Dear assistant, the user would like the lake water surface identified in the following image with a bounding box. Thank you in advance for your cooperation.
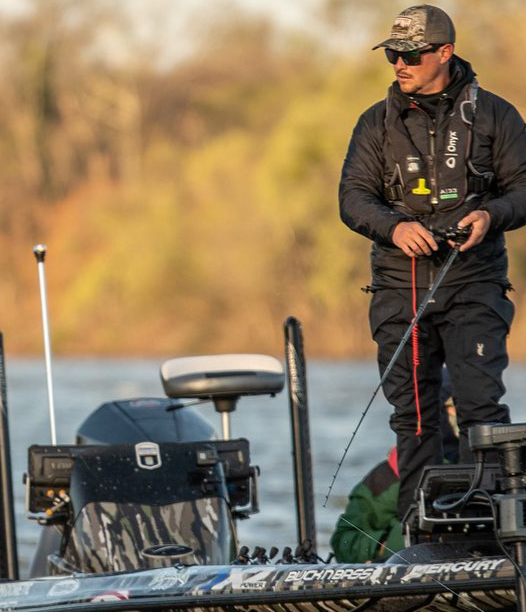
[5,357,526,576]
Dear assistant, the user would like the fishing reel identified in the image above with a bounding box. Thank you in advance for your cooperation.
[433,224,472,244]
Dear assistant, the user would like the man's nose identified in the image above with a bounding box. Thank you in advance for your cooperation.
[395,56,406,70]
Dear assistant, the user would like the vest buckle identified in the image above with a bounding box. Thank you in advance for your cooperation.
[385,184,404,202]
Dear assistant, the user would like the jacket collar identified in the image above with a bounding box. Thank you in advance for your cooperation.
[390,55,476,110]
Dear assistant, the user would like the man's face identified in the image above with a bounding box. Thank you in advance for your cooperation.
[392,44,453,95]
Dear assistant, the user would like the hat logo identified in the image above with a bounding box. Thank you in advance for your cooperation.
[391,17,412,39]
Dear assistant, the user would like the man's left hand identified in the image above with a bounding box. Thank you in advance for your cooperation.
[452,210,491,252]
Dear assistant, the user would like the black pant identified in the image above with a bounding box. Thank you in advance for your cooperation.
[369,281,514,520]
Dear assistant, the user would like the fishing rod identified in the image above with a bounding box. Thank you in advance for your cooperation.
[323,225,471,507]
[33,244,57,445]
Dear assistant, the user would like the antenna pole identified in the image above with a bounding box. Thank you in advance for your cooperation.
[33,245,57,445]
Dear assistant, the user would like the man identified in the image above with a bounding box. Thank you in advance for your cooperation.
[331,445,403,563]
[331,378,457,563]
[339,5,526,521]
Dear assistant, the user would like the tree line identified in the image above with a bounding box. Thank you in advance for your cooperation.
[1,0,526,358]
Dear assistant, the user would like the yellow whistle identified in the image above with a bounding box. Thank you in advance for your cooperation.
[412,178,431,195]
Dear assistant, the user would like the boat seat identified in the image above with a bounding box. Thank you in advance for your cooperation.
[160,354,284,400]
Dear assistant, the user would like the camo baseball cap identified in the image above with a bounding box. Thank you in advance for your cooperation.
[373,4,455,52]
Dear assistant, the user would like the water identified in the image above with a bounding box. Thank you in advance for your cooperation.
[5,357,526,576]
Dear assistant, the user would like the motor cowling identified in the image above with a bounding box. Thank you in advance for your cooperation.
[75,397,215,445]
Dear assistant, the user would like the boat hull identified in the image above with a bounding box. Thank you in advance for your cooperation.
[1,557,517,612]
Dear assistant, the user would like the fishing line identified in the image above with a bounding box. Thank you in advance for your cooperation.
[324,242,462,507]
[338,514,493,612]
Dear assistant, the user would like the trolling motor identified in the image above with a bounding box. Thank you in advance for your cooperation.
[404,422,526,612]
[469,423,526,612]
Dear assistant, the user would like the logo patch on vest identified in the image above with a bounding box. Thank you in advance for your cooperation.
[440,188,458,200]
[445,130,458,168]
[406,155,421,173]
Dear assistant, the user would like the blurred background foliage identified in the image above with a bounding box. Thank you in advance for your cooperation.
[1,0,526,357]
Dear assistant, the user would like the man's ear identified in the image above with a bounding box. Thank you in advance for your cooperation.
[439,44,455,64]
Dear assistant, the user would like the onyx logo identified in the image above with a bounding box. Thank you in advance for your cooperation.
[445,130,458,168]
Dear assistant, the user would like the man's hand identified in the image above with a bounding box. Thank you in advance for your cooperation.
[454,210,491,252]
[392,221,438,257]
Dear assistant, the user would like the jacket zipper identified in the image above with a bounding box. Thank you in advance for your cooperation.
[427,119,438,291]
[411,101,442,291]
[428,129,439,206]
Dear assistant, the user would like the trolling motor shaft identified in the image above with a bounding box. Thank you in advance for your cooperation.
[469,423,526,612]
[33,245,57,446]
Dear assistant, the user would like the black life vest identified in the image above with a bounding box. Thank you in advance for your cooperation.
[383,79,493,214]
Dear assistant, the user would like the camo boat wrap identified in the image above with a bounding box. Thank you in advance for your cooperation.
[0,556,518,612]
[59,498,233,574]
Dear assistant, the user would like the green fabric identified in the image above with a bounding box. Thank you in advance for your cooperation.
[330,461,404,563]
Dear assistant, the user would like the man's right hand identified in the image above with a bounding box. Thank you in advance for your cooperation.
[392,221,438,258]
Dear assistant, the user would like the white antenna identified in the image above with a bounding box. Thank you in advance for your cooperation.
[33,244,57,445]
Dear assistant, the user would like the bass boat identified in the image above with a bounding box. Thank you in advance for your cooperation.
[0,246,522,611]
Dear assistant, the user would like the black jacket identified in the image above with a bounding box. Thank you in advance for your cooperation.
[339,57,526,289]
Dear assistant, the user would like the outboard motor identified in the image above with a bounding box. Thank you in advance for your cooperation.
[26,354,284,576]
[75,397,215,445]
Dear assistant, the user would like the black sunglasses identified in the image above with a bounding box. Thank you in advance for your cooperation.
[385,44,442,66]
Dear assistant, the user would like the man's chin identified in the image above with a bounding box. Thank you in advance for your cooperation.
[398,80,416,94]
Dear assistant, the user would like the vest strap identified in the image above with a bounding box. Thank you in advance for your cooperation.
[385,173,494,204]
[384,184,405,201]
